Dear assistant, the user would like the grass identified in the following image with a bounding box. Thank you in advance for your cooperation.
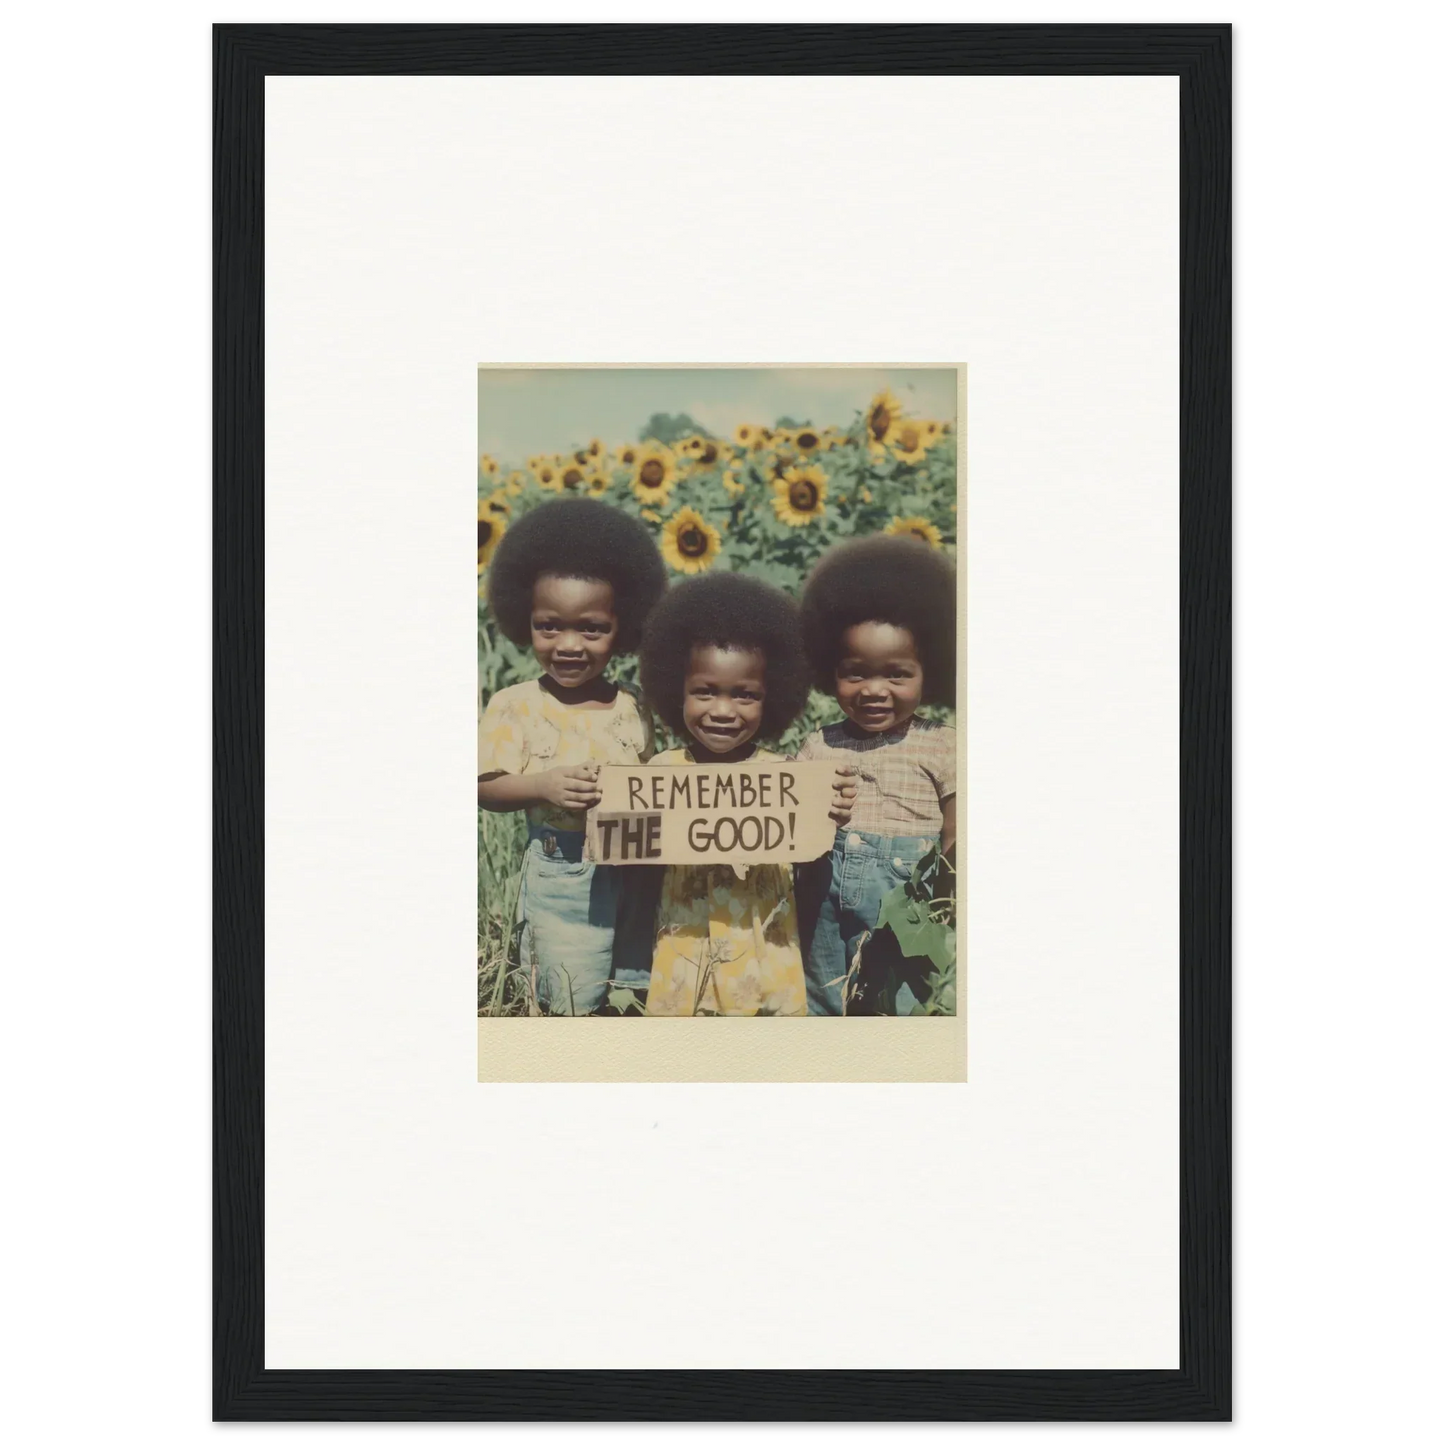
[476,808,530,1016]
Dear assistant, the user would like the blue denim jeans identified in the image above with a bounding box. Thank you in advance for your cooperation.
[797,829,937,1015]
[517,827,652,1015]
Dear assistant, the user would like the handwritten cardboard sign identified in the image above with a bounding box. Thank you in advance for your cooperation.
[584,760,837,867]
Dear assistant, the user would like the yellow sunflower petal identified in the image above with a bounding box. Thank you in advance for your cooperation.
[659,506,722,574]
[883,515,943,549]
[770,465,829,526]
[477,502,507,570]
[790,424,825,457]
[531,455,564,492]
[630,444,678,505]
[889,418,930,464]
[685,435,730,471]
[557,459,591,492]
[863,388,905,453]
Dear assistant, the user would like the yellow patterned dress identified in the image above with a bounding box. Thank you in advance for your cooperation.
[477,679,652,830]
[645,748,807,1017]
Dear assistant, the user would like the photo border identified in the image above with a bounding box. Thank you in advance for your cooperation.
[215,22,1229,1420]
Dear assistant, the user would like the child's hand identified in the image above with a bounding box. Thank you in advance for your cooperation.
[541,764,603,812]
[828,765,858,827]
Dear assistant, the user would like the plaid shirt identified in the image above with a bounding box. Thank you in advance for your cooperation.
[797,717,957,836]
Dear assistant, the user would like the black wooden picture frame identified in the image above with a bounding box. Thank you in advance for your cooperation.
[214,23,1229,1421]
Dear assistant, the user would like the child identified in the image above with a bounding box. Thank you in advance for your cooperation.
[478,498,666,1015]
[796,535,957,1015]
[637,574,855,1017]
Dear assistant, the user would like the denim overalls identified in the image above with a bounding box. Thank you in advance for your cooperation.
[797,828,937,1015]
[516,825,654,1015]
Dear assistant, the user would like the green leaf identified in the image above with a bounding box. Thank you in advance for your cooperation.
[892,913,953,967]
[609,987,642,1015]
[875,882,916,934]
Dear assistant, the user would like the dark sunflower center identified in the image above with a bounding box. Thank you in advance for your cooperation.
[868,404,890,439]
[899,425,920,450]
[789,481,819,510]
[639,459,664,487]
[699,443,719,465]
[798,431,818,449]
[562,467,585,487]
[677,525,708,557]
[477,520,493,547]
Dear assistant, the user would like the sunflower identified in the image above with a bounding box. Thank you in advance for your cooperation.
[503,471,528,496]
[688,435,731,471]
[771,465,829,526]
[791,424,825,457]
[630,444,678,505]
[889,418,930,464]
[884,515,943,549]
[863,388,905,453]
[584,437,606,461]
[721,469,747,498]
[733,422,761,449]
[678,435,704,458]
[660,507,722,574]
[640,507,662,523]
[584,468,612,497]
[613,441,641,468]
[920,419,944,447]
[479,453,501,480]
[821,426,847,450]
[859,485,873,503]
[484,488,512,516]
[530,455,564,492]
[477,498,507,571]
[557,458,591,491]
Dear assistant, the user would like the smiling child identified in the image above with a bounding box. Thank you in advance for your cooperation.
[478,499,666,1015]
[637,573,855,1017]
[796,535,957,1015]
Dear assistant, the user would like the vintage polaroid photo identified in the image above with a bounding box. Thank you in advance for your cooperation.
[477,366,964,1078]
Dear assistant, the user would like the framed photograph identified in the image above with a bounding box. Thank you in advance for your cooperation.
[216,23,1229,1421]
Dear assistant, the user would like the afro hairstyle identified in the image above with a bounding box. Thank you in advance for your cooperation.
[639,572,812,743]
[485,498,666,654]
[800,534,957,705]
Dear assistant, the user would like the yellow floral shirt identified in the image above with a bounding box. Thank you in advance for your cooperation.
[645,748,806,1017]
[477,679,652,831]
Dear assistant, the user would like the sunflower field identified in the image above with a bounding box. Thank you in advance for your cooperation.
[478,389,959,1013]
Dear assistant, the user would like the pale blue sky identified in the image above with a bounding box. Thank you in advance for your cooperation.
[477,367,958,461]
